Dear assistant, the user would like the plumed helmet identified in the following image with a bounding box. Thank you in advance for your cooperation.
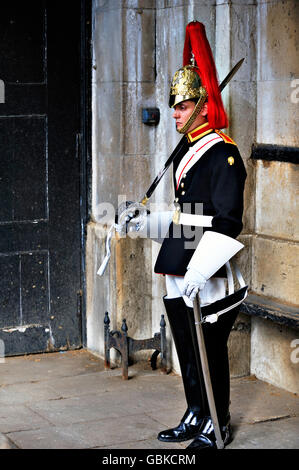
[169,21,228,132]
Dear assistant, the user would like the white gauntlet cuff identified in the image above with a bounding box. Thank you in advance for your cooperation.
[187,231,244,280]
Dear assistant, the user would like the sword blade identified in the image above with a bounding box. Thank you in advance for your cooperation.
[219,58,244,92]
[193,294,224,450]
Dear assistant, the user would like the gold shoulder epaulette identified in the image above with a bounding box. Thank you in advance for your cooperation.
[215,130,237,146]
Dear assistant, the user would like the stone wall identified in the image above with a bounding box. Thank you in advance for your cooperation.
[87,0,298,391]
[249,0,299,393]
[87,0,156,360]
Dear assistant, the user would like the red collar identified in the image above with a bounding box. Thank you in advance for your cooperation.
[186,122,213,143]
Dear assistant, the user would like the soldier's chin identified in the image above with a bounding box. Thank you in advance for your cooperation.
[176,122,187,134]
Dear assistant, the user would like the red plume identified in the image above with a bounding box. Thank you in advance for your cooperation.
[183,21,228,129]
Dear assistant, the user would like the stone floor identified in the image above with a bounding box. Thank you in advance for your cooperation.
[0,349,298,450]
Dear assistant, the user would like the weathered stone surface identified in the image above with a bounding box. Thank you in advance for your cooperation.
[257,79,299,147]
[86,223,110,357]
[255,160,299,240]
[257,0,299,81]
[230,2,257,84]
[251,316,299,394]
[92,5,123,84]
[123,8,156,83]
[123,83,156,156]
[2,351,299,449]
[252,236,299,306]
[229,312,251,378]
[0,433,15,449]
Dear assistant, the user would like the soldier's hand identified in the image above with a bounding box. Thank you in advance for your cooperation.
[182,267,206,301]
[115,201,148,235]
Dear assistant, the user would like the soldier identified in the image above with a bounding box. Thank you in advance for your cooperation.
[102,20,247,450]
[152,21,247,449]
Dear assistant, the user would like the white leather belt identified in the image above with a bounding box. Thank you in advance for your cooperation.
[178,213,213,227]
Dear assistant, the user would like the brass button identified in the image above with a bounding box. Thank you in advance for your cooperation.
[181,191,185,195]
[183,173,187,178]
[174,197,179,203]
[180,182,184,188]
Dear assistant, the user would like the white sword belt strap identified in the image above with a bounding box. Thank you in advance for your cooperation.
[177,212,213,227]
[201,261,247,324]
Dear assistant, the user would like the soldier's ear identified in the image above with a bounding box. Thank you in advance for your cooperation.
[200,102,208,117]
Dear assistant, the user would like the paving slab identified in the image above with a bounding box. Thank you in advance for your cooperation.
[0,350,105,386]
[0,350,298,450]
[7,414,169,450]
[230,375,299,426]
[228,417,299,449]
[0,433,17,449]
[0,404,51,433]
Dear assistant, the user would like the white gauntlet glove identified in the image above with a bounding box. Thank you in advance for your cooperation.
[182,267,207,301]
[115,201,148,235]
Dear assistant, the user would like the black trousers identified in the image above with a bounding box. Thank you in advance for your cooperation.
[164,296,239,425]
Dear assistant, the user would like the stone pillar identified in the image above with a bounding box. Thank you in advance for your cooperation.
[87,0,156,360]
[215,0,258,377]
[250,0,299,393]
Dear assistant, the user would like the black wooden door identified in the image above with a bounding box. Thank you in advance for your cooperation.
[0,0,84,355]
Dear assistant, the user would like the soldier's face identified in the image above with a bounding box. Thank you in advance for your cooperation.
[173,100,207,133]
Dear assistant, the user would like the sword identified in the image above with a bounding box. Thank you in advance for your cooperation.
[98,59,244,276]
[193,293,224,450]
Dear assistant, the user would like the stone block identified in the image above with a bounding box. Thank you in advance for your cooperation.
[255,160,299,240]
[123,8,156,83]
[94,2,155,84]
[94,80,123,155]
[0,404,50,433]
[251,316,299,394]
[123,82,156,156]
[242,162,256,235]
[92,6,123,83]
[229,417,299,449]
[230,2,257,84]
[157,0,215,9]
[229,80,257,234]
[0,434,15,449]
[118,154,151,202]
[113,235,152,346]
[124,0,156,8]
[86,223,111,357]
[156,3,216,83]
[86,222,153,362]
[258,0,299,81]
[252,236,299,306]
[236,233,253,290]
[229,80,256,158]
[257,80,299,146]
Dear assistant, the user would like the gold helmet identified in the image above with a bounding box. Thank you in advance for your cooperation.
[169,21,228,134]
[169,64,208,134]
[169,65,206,108]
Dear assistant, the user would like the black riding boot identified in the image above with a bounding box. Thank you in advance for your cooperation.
[157,296,207,443]
[186,305,240,449]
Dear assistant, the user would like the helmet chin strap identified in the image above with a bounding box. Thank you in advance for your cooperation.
[177,90,207,134]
